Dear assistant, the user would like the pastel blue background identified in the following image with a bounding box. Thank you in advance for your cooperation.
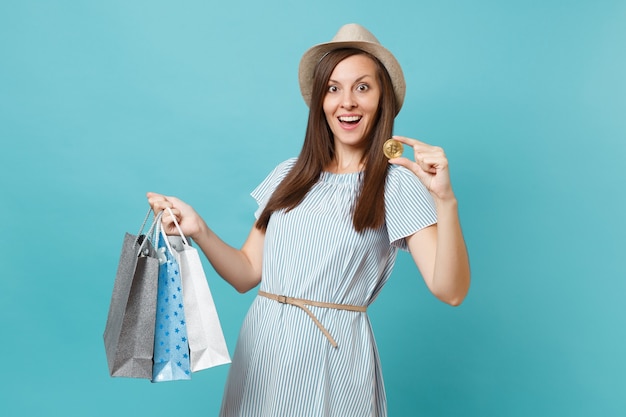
[1,1,624,416]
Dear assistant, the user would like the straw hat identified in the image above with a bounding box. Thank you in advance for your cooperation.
[298,23,406,114]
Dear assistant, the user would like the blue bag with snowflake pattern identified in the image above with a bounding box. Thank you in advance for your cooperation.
[151,228,192,382]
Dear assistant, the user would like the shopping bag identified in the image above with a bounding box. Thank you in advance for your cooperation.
[165,209,231,371]
[179,244,231,371]
[103,209,159,379]
[151,228,192,382]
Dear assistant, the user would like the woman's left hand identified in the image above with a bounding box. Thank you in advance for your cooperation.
[388,135,455,202]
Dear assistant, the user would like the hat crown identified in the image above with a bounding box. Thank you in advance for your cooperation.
[331,23,380,45]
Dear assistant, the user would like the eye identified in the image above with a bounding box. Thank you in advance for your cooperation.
[327,85,339,93]
[356,83,369,92]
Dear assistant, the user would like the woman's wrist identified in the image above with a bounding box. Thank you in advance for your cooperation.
[189,218,210,243]
[433,195,458,213]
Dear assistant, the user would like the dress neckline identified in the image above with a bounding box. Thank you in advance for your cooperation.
[319,170,363,184]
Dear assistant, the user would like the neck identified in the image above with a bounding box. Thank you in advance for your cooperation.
[327,153,365,174]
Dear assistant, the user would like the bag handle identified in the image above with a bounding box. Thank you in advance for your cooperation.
[155,207,190,257]
[138,207,189,257]
[164,207,189,247]
[136,210,163,257]
[136,208,153,238]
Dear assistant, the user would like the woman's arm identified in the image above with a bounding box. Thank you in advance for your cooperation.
[388,136,471,305]
[407,199,470,305]
[147,192,264,293]
[192,221,264,293]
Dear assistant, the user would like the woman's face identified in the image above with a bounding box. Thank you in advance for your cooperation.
[323,54,381,150]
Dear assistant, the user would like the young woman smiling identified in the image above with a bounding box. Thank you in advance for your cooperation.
[148,23,470,417]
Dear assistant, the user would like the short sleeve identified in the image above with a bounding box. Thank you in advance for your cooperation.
[251,158,297,219]
[385,164,437,251]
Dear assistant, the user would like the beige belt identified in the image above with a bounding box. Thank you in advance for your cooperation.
[258,290,367,348]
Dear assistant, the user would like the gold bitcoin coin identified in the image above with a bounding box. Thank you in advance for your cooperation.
[383,139,403,159]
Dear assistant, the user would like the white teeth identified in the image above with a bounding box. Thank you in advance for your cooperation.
[338,116,361,122]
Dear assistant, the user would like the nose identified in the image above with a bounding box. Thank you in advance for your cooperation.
[341,91,357,109]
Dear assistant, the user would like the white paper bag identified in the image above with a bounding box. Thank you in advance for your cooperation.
[179,243,231,371]
[165,209,231,371]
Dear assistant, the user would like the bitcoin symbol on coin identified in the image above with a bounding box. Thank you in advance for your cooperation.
[383,139,403,159]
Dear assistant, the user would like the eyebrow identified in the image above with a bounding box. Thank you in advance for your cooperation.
[328,74,373,84]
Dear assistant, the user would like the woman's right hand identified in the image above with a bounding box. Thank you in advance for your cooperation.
[146,192,205,239]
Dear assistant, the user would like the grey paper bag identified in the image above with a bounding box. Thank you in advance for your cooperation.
[103,211,160,378]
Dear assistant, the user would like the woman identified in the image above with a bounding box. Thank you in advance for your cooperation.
[148,23,470,417]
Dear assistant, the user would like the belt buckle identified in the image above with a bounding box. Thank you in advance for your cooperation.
[277,295,288,304]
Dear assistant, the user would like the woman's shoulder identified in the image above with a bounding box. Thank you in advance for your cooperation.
[384,163,433,202]
[275,157,298,171]
[258,157,298,184]
[252,157,297,202]
[386,163,418,185]
[265,157,297,179]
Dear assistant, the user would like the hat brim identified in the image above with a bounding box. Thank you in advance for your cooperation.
[298,40,406,115]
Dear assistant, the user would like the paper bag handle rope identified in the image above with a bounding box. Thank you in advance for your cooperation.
[136,210,163,257]
[164,207,190,247]
[136,208,152,239]
[153,207,191,257]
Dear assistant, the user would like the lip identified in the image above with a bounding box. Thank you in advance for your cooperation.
[337,114,362,130]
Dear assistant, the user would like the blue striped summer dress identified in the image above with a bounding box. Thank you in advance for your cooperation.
[219,158,437,417]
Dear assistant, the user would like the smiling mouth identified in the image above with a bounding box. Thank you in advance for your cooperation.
[338,115,362,124]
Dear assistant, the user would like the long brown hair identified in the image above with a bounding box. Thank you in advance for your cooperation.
[256,48,397,232]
